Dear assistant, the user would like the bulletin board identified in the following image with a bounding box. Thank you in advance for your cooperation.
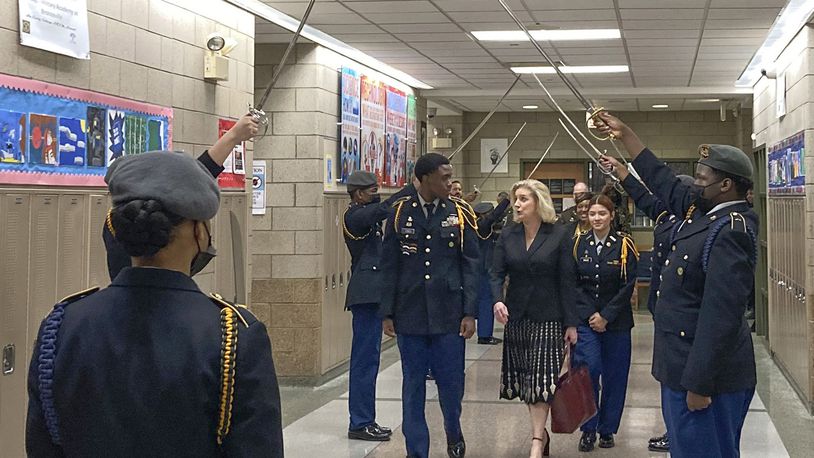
[0,73,172,187]
[768,131,805,195]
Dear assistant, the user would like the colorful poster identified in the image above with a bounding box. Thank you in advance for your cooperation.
[406,95,417,182]
[29,114,58,165]
[106,110,125,164]
[768,131,805,195]
[124,115,147,156]
[58,117,86,166]
[385,85,407,187]
[361,76,385,183]
[86,106,106,167]
[147,119,163,151]
[216,118,246,189]
[340,67,361,184]
[0,110,26,163]
[252,161,266,215]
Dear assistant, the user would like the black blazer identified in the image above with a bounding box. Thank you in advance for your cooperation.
[490,222,578,327]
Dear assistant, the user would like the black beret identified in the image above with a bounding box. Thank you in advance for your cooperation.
[105,151,220,221]
[347,171,378,189]
[474,202,494,214]
[697,144,753,179]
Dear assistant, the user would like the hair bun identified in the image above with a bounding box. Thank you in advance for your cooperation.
[110,200,182,257]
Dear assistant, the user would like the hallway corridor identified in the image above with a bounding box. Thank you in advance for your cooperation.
[281,314,800,457]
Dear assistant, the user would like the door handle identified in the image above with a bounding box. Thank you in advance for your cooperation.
[2,344,14,375]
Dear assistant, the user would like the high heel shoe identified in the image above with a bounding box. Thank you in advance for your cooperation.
[531,429,550,457]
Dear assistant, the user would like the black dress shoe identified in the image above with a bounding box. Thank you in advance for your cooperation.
[447,439,466,458]
[648,432,667,445]
[578,432,596,452]
[598,434,614,448]
[348,424,390,441]
[372,423,392,436]
[648,434,670,452]
[477,337,503,345]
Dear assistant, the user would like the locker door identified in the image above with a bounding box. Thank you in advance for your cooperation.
[232,194,248,304]
[321,199,334,372]
[215,195,235,300]
[87,195,109,288]
[336,197,351,365]
[28,195,59,360]
[0,194,31,458]
[56,195,88,299]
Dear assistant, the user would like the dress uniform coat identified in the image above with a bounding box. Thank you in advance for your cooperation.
[475,199,511,340]
[632,148,758,458]
[26,267,284,458]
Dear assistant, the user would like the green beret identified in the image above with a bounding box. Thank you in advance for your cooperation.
[347,171,378,190]
[105,151,220,221]
[697,144,753,179]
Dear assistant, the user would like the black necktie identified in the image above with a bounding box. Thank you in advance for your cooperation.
[424,202,435,220]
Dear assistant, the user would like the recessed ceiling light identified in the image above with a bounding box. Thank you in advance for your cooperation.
[522,105,539,110]
[472,29,621,42]
[511,65,629,74]
[652,104,669,109]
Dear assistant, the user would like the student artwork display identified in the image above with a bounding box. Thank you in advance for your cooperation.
[340,67,361,184]
[406,95,418,184]
[768,131,805,195]
[361,75,386,184]
[0,73,172,186]
[385,85,407,187]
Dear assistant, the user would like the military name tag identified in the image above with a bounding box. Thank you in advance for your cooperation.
[581,255,593,263]
[607,260,621,266]
[400,227,416,234]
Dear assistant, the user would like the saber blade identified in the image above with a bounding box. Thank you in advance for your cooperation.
[476,122,527,190]
[447,74,521,160]
[497,0,594,112]
[526,132,559,179]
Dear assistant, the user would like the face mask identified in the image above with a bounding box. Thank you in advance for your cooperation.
[691,180,723,213]
[191,222,217,276]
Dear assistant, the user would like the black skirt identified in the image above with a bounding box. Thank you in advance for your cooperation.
[500,319,565,405]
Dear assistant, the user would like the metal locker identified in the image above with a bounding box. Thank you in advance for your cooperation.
[0,194,32,458]
[321,197,333,372]
[328,198,340,369]
[337,197,352,365]
[56,195,88,299]
[87,195,110,288]
[27,195,59,360]
[232,194,249,304]
[214,195,236,300]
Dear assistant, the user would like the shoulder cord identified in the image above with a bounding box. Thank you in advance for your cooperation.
[106,208,116,237]
[38,304,67,445]
[392,200,406,234]
[620,236,640,282]
[702,214,757,273]
[341,207,372,241]
[216,307,239,445]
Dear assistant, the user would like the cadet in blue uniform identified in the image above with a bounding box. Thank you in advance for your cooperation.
[603,156,695,453]
[379,153,480,458]
[103,114,259,280]
[26,151,283,457]
[342,171,413,442]
[597,112,758,458]
[572,194,638,452]
[473,198,511,345]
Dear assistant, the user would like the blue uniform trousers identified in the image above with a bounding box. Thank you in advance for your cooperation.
[397,333,465,458]
[661,385,753,458]
[573,326,632,435]
[476,272,495,338]
[348,303,383,430]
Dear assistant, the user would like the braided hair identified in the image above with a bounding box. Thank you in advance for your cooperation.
[109,199,184,257]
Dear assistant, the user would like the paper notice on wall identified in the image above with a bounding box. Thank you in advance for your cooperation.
[776,71,786,118]
[252,161,266,215]
[18,0,90,59]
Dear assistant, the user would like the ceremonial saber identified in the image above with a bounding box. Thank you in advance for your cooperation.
[447,74,521,160]
[558,118,625,193]
[249,0,317,134]
[474,122,527,191]
[526,132,559,179]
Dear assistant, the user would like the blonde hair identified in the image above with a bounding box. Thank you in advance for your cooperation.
[511,179,557,224]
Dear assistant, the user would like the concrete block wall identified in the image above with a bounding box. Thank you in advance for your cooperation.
[753,24,814,412]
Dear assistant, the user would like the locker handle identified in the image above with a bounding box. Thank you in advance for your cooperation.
[332,274,336,289]
[2,344,14,376]
[339,273,344,287]
[325,276,329,291]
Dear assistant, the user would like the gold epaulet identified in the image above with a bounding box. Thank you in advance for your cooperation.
[729,211,748,231]
[58,286,100,305]
[391,195,411,207]
[209,293,249,327]
[685,204,696,220]
[654,210,669,225]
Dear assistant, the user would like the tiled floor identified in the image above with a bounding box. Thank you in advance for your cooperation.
[281,314,795,457]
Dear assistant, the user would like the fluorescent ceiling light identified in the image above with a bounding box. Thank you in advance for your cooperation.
[224,0,433,89]
[522,105,539,110]
[652,104,669,109]
[472,29,620,42]
[736,0,814,88]
[693,98,721,103]
[511,65,629,74]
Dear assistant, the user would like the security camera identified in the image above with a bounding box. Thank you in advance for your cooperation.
[761,69,777,79]
[427,107,438,119]
[206,33,237,56]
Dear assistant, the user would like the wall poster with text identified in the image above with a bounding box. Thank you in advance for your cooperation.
[217,118,247,190]
[361,75,386,184]
[385,85,407,187]
[768,131,805,195]
[340,67,361,184]
[0,73,172,186]
[406,95,417,183]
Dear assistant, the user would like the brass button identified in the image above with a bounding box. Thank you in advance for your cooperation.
[426,235,432,240]
[656,291,660,297]
[425,274,431,280]
[425,261,430,267]
[672,245,676,251]
[372,266,377,271]
[683,255,689,260]
[688,219,693,224]
[449,242,455,248]
[677,267,684,276]
[680,331,686,337]
[665,260,670,266]
[425,248,431,253]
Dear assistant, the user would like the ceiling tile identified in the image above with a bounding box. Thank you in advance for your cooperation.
[527,9,618,21]
[448,11,533,23]
[702,29,769,38]
[263,2,353,15]
[380,23,462,33]
[307,14,370,25]
[317,24,383,34]
[709,0,787,7]
[623,30,700,39]
[396,33,472,43]
[342,1,437,13]
[622,19,703,29]
[432,0,525,12]
[620,9,705,20]
[523,0,615,9]
[705,18,775,29]
[707,7,782,19]
[362,12,449,24]
[625,38,699,47]
[618,0,707,7]
[332,33,399,43]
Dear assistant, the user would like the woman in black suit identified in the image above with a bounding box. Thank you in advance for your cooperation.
[491,180,579,458]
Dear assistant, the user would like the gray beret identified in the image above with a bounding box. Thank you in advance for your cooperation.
[697,144,753,179]
[473,202,494,214]
[105,151,220,221]
[347,171,378,189]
